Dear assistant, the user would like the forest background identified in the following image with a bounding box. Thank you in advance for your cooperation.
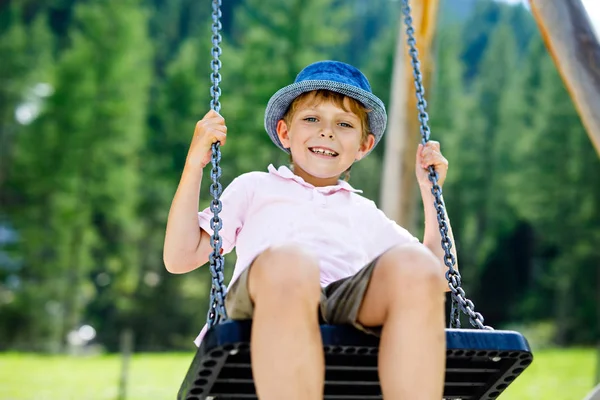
[0,0,598,369]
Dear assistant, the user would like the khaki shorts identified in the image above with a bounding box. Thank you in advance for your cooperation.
[224,257,381,336]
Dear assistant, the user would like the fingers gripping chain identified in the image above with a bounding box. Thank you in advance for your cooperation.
[207,0,228,328]
[401,0,491,330]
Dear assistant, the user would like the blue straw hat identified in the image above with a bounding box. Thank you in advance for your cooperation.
[264,60,387,154]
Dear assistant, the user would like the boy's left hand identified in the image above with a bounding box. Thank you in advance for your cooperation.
[416,141,448,188]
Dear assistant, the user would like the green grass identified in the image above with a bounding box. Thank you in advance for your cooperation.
[0,348,596,399]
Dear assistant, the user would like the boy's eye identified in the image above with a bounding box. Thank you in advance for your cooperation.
[339,122,353,128]
[304,117,318,122]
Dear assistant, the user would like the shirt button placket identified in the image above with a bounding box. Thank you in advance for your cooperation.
[313,189,327,206]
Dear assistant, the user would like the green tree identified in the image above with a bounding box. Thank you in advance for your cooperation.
[449,20,521,313]
[0,6,53,190]
[72,0,153,350]
[5,0,152,351]
[508,36,600,345]
[133,33,215,350]
[460,2,536,82]
[427,25,475,303]
[145,0,211,78]
[0,6,55,349]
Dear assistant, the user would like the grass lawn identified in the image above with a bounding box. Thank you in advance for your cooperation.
[0,348,596,399]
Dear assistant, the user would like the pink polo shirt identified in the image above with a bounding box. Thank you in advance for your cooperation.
[194,164,419,345]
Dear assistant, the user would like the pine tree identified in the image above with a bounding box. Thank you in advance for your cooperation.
[508,35,600,344]
[0,6,54,189]
[427,24,473,288]
[456,20,520,300]
[6,0,152,351]
[133,32,215,349]
[0,6,55,348]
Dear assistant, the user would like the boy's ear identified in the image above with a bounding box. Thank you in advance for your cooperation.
[355,133,376,161]
[276,119,291,149]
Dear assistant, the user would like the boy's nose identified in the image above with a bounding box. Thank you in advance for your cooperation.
[320,130,334,139]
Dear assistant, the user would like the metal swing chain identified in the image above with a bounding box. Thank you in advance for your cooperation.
[206,0,228,329]
[401,0,491,330]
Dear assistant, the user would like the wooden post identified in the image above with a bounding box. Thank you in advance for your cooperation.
[380,0,439,230]
[528,0,600,156]
[117,328,134,400]
[583,383,600,400]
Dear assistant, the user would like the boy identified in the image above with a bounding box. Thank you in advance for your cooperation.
[164,60,456,399]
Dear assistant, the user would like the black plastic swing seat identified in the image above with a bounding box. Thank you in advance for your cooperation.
[178,320,533,400]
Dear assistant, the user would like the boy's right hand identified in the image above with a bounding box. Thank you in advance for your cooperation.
[186,110,227,169]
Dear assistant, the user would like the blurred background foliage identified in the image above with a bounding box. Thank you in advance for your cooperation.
[0,0,598,359]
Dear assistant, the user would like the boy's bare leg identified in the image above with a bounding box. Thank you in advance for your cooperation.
[358,244,447,400]
[248,245,324,400]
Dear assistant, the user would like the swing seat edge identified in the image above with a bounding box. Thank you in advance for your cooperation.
[178,320,533,400]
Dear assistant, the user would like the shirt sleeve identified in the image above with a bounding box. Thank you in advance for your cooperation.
[361,200,420,261]
[374,207,420,245]
[198,174,250,255]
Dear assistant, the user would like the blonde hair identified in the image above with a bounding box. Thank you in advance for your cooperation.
[282,90,371,181]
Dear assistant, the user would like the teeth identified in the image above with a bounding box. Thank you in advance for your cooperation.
[311,148,337,156]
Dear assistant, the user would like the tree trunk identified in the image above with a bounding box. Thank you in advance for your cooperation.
[528,0,600,156]
[380,0,439,231]
[583,383,600,400]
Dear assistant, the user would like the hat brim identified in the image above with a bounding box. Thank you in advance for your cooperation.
[264,80,387,154]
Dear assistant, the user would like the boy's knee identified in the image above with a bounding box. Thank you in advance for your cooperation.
[377,244,445,291]
[249,244,321,302]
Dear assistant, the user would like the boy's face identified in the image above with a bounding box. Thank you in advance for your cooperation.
[276,96,375,185]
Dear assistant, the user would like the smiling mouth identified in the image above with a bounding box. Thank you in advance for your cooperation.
[309,147,339,157]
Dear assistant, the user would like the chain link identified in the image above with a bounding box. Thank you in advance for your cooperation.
[206,0,228,329]
[401,0,491,330]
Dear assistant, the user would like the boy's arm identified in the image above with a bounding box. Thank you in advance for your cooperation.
[163,165,213,274]
[163,110,227,274]
[421,186,457,292]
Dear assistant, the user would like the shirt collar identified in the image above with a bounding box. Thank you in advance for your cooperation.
[267,164,363,194]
